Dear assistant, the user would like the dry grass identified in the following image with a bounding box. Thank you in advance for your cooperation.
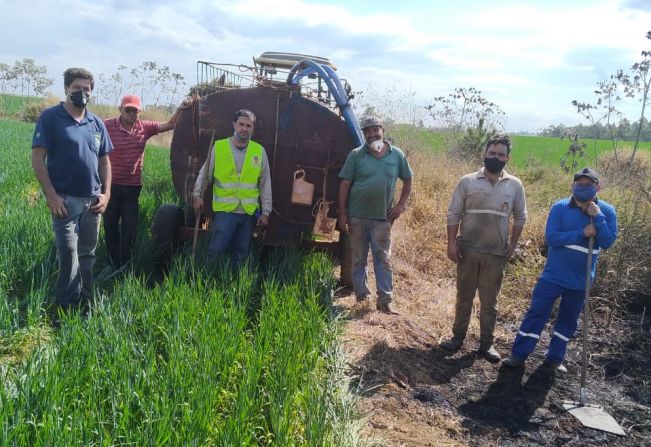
[340,126,651,446]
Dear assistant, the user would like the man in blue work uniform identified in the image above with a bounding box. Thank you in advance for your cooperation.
[32,67,113,312]
[503,168,618,373]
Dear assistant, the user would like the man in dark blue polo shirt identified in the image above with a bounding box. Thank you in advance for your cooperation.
[32,67,113,312]
[338,114,413,314]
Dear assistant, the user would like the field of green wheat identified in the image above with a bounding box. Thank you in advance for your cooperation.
[391,125,651,169]
[0,119,357,446]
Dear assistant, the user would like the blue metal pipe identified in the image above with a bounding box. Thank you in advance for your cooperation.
[287,59,363,147]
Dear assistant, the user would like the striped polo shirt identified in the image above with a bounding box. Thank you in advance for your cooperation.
[104,117,160,186]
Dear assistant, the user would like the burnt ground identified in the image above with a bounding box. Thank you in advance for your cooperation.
[335,258,651,447]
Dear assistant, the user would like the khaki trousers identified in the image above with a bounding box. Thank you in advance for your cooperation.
[452,250,506,348]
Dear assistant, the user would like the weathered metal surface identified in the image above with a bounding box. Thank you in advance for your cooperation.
[562,402,626,436]
[169,86,356,246]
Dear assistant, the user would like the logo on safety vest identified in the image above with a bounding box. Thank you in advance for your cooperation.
[252,155,261,167]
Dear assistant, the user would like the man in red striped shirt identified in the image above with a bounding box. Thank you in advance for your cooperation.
[104,94,190,267]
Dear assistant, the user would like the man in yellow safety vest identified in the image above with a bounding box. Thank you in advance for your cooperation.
[191,109,272,267]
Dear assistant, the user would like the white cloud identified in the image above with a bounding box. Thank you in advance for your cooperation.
[1,0,649,131]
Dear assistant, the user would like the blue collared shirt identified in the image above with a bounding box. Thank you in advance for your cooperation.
[542,197,618,290]
[32,103,113,197]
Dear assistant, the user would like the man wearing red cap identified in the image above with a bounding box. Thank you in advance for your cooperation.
[103,94,191,267]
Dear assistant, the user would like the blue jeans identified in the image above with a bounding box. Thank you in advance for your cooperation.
[51,195,101,308]
[349,217,393,303]
[208,212,255,268]
[511,278,585,363]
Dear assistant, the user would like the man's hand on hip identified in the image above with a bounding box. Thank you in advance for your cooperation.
[91,193,110,214]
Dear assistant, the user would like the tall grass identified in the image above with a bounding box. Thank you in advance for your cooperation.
[1,253,356,446]
[0,119,359,446]
[0,121,55,331]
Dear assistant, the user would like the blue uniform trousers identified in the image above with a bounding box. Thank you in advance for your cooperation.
[511,278,585,363]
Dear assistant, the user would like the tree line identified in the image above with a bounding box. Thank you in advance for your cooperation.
[0,58,187,116]
[539,119,651,141]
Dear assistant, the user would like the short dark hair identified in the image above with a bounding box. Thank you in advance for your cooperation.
[233,109,256,124]
[485,134,511,155]
[63,67,94,90]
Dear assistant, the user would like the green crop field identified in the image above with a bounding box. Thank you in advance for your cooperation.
[0,95,44,118]
[0,119,356,446]
[509,134,651,168]
[398,126,651,169]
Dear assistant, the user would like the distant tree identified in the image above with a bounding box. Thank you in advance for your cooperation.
[95,63,186,109]
[615,31,651,163]
[0,62,18,114]
[571,78,621,164]
[0,58,52,116]
[13,58,53,100]
[425,87,505,160]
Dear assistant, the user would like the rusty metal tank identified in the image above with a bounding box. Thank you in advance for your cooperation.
[153,53,362,267]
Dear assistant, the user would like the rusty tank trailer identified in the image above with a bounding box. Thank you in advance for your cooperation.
[152,52,362,281]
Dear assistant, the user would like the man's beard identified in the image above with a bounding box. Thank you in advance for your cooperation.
[234,131,250,142]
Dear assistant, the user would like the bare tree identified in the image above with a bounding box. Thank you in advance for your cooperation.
[13,58,52,101]
[425,87,505,160]
[615,31,651,163]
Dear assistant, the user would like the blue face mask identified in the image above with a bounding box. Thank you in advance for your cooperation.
[572,184,597,202]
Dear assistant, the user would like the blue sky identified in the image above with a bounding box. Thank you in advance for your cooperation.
[1,0,650,131]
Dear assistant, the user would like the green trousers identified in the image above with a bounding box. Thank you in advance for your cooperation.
[452,249,506,348]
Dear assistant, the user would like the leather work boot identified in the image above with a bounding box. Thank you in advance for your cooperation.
[479,345,502,363]
[355,294,370,303]
[440,337,464,352]
[543,359,568,374]
[502,355,526,368]
[376,301,399,315]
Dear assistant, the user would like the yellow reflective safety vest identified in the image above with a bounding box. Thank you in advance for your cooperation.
[212,138,263,214]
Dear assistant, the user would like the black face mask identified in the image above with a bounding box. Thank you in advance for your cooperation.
[69,90,89,108]
[484,157,506,174]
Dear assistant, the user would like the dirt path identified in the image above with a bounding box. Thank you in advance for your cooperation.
[335,257,651,447]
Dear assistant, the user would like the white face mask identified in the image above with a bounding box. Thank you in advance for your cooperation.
[371,140,383,152]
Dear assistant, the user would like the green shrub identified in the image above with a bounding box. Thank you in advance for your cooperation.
[20,102,48,123]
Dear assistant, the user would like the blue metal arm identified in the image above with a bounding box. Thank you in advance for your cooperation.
[287,59,363,147]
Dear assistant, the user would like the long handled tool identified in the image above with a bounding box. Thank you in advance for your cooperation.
[562,218,626,436]
[192,130,215,259]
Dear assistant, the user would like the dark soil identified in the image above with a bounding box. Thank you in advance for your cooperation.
[338,265,651,447]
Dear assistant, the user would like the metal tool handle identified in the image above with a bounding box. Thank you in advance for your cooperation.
[579,216,595,405]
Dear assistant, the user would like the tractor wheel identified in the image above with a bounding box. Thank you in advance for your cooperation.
[152,204,184,265]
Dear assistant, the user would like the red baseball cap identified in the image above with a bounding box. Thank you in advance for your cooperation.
[120,94,142,110]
